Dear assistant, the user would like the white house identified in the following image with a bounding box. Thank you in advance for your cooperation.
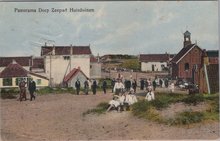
[139,54,170,72]
[0,60,49,88]
[41,45,94,86]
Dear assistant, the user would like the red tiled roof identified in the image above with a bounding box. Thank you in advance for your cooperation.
[0,61,48,80]
[0,56,31,67]
[32,57,44,69]
[41,46,92,56]
[139,54,169,62]
[171,44,202,64]
[0,61,28,78]
[63,68,88,83]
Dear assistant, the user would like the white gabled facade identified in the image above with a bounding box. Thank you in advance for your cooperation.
[44,55,90,85]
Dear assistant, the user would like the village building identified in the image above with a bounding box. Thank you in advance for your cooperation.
[0,60,49,88]
[171,31,219,94]
[171,31,204,84]
[0,45,101,88]
[41,44,101,86]
[139,54,171,72]
[63,67,88,88]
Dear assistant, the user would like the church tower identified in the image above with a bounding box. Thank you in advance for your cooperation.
[183,30,191,47]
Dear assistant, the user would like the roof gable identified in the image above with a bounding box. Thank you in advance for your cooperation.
[63,68,88,83]
[171,44,202,64]
[0,56,31,67]
[0,61,28,78]
[139,54,169,62]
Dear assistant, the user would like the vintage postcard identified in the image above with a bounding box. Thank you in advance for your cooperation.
[0,1,219,141]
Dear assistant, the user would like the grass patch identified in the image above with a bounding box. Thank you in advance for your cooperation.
[169,111,204,125]
[0,88,19,99]
[181,94,205,105]
[132,92,219,126]
[36,87,76,95]
[82,102,109,116]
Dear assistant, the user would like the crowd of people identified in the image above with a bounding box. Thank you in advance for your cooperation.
[18,74,175,110]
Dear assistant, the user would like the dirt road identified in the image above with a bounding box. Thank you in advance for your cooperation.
[0,91,219,141]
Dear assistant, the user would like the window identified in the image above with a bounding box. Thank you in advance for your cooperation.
[37,79,41,85]
[184,63,189,71]
[3,78,12,86]
[63,56,70,60]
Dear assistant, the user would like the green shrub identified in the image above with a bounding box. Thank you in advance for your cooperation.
[83,102,109,116]
[150,96,170,110]
[171,111,204,125]
[181,94,204,105]
[36,87,76,95]
[131,100,151,117]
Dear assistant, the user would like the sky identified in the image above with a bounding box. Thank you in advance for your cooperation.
[0,1,219,57]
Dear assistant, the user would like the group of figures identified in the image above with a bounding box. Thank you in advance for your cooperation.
[74,78,107,95]
[140,78,175,93]
[18,79,36,102]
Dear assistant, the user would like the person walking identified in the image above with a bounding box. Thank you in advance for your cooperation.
[28,79,36,101]
[19,80,27,101]
[92,79,97,95]
[102,79,107,94]
[75,79,81,95]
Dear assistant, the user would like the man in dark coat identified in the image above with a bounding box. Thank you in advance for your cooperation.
[102,79,107,94]
[84,79,89,95]
[140,79,144,90]
[132,79,137,93]
[111,78,116,93]
[28,80,36,101]
[92,79,97,95]
[75,79,81,95]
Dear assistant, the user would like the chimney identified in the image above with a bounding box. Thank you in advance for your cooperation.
[45,42,47,46]
[12,59,17,64]
[52,45,55,55]
[70,44,73,55]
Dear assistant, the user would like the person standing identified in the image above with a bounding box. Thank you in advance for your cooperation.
[92,79,97,95]
[19,80,27,101]
[111,78,116,93]
[28,79,36,101]
[102,79,107,94]
[147,78,152,92]
[140,79,144,90]
[75,79,81,95]
[152,79,157,91]
[84,78,89,95]
[132,79,137,93]
[113,79,125,95]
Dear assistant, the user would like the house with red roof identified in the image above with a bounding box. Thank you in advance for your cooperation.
[63,67,88,88]
[139,54,171,72]
[41,44,100,86]
[0,60,49,88]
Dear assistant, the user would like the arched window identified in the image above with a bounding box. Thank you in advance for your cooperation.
[184,63,189,71]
